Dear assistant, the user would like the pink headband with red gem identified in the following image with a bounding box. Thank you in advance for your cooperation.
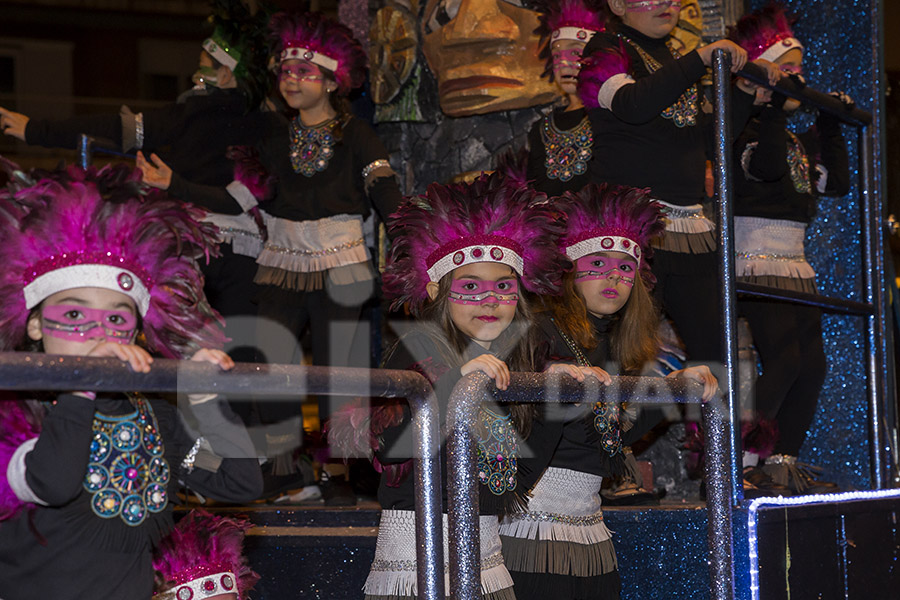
[153,565,237,600]
[280,44,339,72]
[425,235,525,283]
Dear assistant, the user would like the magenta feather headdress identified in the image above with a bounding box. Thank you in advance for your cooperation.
[576,40,631,109]
[0,158,225,358]
[153,509,259,600]
[269,11,367,94]
[728,2,802,62]
[383,170,568,315]
[0,397,42,522]
[557,183,665,287]
[534,0,606,80]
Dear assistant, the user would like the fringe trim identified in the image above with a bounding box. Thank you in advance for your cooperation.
[257,240,370,275]
[500,535,618,576]
[256,213,372,274]
[736,257,816,281]
[363,555,513,597]
[499,514,613,545]
[254,261,376,291]
[736,273,817,294]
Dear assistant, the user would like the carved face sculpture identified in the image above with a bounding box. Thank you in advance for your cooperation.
[670,0,703,55]
[370,1,420,104]
[421,0,559,116]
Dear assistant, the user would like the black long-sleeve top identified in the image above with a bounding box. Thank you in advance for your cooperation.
[526,107,594,196]
[24,88,266,189]
[733,103,850,223]
[374,329,522,515]
[0,394,262,600]
[582,24,755,206]
[168,112,402,225]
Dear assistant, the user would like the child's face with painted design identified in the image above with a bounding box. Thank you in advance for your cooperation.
[27,287,138,356]
[574,251,637,316]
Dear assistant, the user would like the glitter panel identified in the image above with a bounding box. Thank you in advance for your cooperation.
[750,0,877,491]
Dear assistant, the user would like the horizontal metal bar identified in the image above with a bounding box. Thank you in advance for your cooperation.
[0,352,425,397]
[490,372,706,404]
[735,282,874,315]
[737,62,872,126]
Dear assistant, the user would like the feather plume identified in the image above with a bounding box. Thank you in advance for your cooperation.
[153,509,259,599]
[728,2,798,60]
[0,159,225,358]
[0,397,42,521]
[576,40,631,109]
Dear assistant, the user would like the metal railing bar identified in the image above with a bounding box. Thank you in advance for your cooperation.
[735,282,875,315]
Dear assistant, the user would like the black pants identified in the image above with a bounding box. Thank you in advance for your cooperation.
[255,277,374,425]
[651,249,724,364]
[739,298,826,456]
[200,244,261,364]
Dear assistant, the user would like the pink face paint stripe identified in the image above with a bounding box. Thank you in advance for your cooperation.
[449,279,519,305]
[41,304,137,344]
[625,0,680,13]
[574,255,636,287]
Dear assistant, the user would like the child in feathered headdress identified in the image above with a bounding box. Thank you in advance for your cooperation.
[137,12,403,502]
[332,169,567,600]
[152,509,259,600]
[499,183,717,600]
[727,1,850,496]
[526,0,606,196]
[0,160,262,599]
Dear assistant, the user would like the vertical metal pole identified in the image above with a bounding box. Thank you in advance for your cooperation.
[712,48,742,504]
[411,391,446,600]
[77,134,92,169]
[710,47,737,600]
[446,374,486,599]
[860,125,887,489]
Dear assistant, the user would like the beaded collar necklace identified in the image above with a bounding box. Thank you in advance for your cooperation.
[290,116,340,177]
[541,112,594,182]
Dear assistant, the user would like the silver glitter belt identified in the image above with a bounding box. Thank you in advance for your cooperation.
[517,510,605,526]
[218,227,262,239]
[660,205,706,220]
[264,237,364,256]
[369,551,505,573]
[736,251,806,262]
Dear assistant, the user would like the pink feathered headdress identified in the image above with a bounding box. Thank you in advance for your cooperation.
[728,2,802,62]
[534,0,606,79]
[383,170,568,315]
[0,158,225,359]
[269,11,367,94]
[557,183,665,287]
[153,509,259,600]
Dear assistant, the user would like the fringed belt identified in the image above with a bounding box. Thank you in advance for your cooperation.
[653,200,716,254]
[202,212,264,258]
[734,217,816,286]
[255,213,374,291]
[364,510,513,597]
[500,467,617,577]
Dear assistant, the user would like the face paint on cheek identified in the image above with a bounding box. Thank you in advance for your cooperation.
[41,305,138,344]
[448,279,520,306]
[279,63,325,83]
[574,256,636,287]
[625,0,681,13]
[552,48,583,72]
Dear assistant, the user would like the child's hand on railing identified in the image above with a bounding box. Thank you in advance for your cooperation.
[544,363,612,386]
[461,355,510,390]
[86,342,154,373]
[665,365,718,401]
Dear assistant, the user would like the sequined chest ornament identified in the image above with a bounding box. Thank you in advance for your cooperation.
[620,34,698,128]
[84,394,169,526]
[475,406,519,496]
[290,117,339,177]
[541,114,594,182]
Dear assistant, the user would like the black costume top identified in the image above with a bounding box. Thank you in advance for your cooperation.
[169,112,402,223]
[582,24,755,206]
[733,102,849,223]
[526,107,594,196]
[0,394,262,600]
[374,329,526,516]
[25,88,265,189]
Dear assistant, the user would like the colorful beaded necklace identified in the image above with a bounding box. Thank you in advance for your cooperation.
[541,112,594,182]
[475,405,519,496]
[84,393,169,526]
[550,317,623,456]
[290,117,339,177]
[618,34,698,128]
